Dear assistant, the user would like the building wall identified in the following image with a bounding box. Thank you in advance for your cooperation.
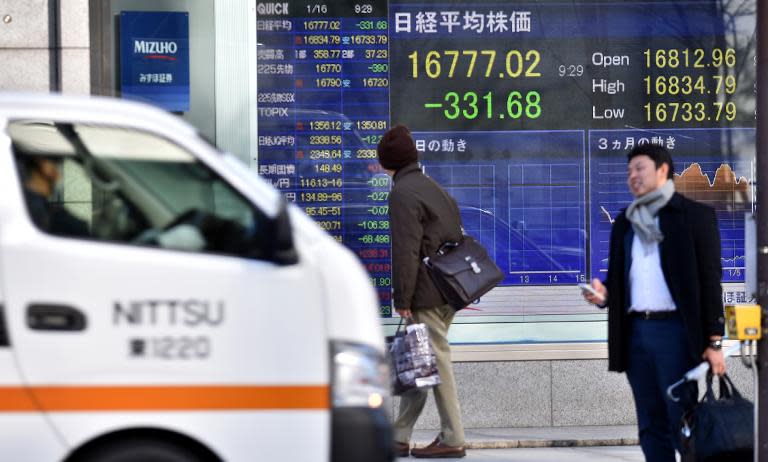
[394,356,755,430]
[0,0,89,93]
[0,0,51,91]
[59,0,90,94]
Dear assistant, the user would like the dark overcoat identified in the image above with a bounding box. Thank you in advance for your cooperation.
[605,192,725,372]
[389,163,462,310]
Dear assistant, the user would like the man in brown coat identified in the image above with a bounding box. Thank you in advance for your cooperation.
[377,125,466,459]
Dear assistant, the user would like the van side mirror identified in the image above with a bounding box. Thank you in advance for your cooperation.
[269,198,299,265]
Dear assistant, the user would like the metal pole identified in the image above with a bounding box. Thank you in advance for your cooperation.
[757,0,768,460]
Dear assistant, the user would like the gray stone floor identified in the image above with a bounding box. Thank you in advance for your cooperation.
[397,446,644,461]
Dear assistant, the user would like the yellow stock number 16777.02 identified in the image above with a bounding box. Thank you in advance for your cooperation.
[408,49,542,79]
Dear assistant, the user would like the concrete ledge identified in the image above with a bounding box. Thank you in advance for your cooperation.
[450,339,741,362]
[411,425,639,449]
[452,342,608,362]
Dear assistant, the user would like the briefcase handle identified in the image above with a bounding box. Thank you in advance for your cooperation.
[436,240,460,255]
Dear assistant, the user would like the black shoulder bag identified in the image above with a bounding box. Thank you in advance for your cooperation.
[680,373,753,462]
[423,235,504,310]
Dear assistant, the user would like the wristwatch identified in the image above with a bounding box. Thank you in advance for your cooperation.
[708,339,723,350]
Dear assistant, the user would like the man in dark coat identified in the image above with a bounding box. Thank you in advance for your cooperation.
[582,144,725,462]
[378,125,466,459]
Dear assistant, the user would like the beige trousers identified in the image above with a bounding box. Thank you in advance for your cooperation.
[393,303,465,446]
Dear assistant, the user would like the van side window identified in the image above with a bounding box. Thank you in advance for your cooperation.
[9,121,272,260]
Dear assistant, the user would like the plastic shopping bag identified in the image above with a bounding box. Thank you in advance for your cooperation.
[386,321,441,395]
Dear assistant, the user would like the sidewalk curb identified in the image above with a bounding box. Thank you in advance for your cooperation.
[411,425,640,450]
[463,438,640,449]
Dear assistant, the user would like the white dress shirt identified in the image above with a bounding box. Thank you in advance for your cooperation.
[628,226,677,313]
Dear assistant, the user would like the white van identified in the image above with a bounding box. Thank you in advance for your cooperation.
[0,93,393,462]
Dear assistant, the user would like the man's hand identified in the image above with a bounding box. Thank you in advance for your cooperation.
[703,346,726,376]
[582,278,608,306]
[396,308,412,319]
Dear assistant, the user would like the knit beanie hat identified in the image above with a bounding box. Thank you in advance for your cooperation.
[377,125,418,170]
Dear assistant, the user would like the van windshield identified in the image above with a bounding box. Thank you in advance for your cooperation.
[8,121,269,259]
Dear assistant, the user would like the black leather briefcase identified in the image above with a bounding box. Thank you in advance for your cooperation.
[423,235,504,310]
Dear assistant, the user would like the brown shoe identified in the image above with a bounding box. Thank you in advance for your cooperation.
[411,440,466,458]
[395,441,410,458]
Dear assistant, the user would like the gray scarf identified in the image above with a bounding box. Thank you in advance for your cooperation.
[625,179,675,247]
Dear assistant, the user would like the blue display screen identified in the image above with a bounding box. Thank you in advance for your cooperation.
[119,11,190,112]
[255,0,756,317]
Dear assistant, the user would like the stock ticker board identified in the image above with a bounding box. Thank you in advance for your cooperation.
[255,0,757,317]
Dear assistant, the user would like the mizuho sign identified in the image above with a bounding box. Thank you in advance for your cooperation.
[133,40,179,55]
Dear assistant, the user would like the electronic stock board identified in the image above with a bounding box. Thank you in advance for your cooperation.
[255,0,757,318]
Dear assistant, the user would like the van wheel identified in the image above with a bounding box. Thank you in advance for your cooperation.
[77,437,209,462]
